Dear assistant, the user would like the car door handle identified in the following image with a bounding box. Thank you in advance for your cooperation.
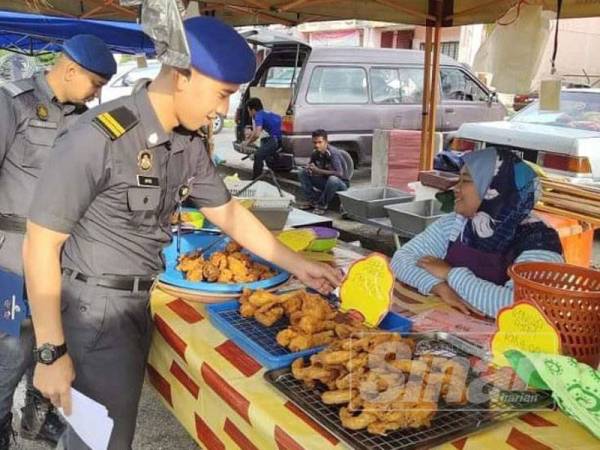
[445,108,455,113]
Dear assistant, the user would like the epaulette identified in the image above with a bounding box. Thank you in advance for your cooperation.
[92,106,139,140]
[0,79,34,98]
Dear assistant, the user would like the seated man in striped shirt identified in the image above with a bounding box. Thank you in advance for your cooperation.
[391,148,564,318]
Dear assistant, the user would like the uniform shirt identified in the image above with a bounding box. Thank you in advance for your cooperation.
[29,86,231,278]
[309,145,347,181]
[254,110,282,139]
[0,72,85,218]
[390,213,563,318]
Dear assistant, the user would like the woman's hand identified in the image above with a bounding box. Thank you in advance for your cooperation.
[417,256,452,280]
[431,282,475,316]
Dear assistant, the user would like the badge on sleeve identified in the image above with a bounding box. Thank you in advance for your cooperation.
[137,150,153,172]
[36,104,48,121]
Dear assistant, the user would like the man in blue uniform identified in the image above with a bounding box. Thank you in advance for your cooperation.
[0,35,115,449]
[23,18,341,449]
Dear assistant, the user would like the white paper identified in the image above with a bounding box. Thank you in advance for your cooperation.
[58,388,114,450]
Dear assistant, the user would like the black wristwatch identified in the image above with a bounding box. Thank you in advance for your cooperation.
[34,343,68,365]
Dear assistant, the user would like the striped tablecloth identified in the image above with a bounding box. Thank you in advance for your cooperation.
[148,245,598,450]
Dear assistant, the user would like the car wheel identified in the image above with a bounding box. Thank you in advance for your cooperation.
[212,114,224,134]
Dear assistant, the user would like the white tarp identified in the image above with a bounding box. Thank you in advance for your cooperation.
[473,4,553,94]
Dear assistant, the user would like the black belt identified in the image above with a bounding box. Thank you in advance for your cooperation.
[0,214,26,234]
[62,268,155,292]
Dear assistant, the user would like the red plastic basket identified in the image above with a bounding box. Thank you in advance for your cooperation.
[508,262,600,367]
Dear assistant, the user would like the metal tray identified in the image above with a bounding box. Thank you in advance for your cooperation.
[385,199,445,237]
[265,332,553,450]
[338,188,415,220]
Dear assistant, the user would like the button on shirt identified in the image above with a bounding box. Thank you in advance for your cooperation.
[0,72,84,217]
[254,110,282,139]
[28,86,231,277]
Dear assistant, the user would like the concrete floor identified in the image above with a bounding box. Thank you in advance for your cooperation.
[10,128,600,449]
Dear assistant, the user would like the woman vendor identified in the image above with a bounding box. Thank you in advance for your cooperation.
[391,148,563,318]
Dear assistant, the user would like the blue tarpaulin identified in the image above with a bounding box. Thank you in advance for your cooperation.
[0,11,155,55]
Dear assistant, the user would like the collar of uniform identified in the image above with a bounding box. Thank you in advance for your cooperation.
[33,71,78,115]
[33,72,56,103]
[133,85,170,148]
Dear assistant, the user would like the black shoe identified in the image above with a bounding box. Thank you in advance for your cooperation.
[20,389,65,446]
[0,413,14,450]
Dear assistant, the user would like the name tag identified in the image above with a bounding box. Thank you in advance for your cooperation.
[136,175,159,187]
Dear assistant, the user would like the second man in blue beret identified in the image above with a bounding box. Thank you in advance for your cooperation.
[0,34,115,448]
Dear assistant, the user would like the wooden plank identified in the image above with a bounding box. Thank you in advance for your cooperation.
[419,26,432,171]
[535,204,600,227]
[541,180,600,201]
[542,191,600,209]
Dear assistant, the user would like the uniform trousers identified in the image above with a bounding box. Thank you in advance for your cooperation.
[59,273,153,450]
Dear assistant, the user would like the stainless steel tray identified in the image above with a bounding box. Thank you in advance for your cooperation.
[338,188,415,220]
[265,332,553,450]
[385,199,445,237]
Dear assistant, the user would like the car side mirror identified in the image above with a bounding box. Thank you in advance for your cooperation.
[487,90,498,106]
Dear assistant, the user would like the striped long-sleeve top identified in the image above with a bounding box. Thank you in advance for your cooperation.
[390,213,563,318]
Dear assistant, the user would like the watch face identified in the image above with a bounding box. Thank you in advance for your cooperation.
[40,348,54,363]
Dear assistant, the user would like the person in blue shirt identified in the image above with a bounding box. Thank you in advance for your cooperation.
[298,129,350,215]
[391,148,564,318]
[244,97,282,179]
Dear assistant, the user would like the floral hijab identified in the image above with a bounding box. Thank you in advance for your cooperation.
[457,148,562,256]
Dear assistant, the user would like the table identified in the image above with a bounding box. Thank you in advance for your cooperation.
[147,245,598,450]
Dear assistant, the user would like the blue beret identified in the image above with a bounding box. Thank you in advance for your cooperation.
[62,34,117,79]
[184,17,256,84]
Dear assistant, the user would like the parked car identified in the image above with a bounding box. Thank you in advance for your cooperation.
[454,89,600,184]
[91,61,238,134]
[234,41,507,166]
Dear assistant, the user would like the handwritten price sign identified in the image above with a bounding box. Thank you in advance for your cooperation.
[339,253,394,327]
[491,301,561,367]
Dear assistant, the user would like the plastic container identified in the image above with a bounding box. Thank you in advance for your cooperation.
[226,179,294,209]
[206,300,413,370]
[159,233,289,294]
[338,187,415,219]
[509,262,600,367]
[385,199,445,236]
[536,211,595,268]
[306,227,339,252]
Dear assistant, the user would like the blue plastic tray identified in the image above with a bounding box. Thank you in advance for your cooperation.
[206,300,412,370]
[159,233,290,294]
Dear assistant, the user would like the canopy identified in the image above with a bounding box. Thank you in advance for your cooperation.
[0,11,154,55]
[3,0,600,27]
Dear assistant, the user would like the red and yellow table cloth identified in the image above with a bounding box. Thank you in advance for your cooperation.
[147,247,598,450]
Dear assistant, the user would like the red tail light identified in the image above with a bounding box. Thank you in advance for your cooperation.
[282,115,294,134]
[451,138,476,151]
[539,152,592,174]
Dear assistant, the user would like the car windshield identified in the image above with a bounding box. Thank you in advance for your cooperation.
[512,91,600,132]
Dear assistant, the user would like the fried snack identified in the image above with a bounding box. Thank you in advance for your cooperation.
[202,263,220,282]
[177,241,276,283]
[322,389,358,405]
[254,304,284,327]
[290,332,470,436]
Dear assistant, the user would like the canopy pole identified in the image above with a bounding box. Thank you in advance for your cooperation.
[419,25,433,171]
[425,0,443,171]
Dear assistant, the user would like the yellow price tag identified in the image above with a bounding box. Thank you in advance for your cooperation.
[491,302,561,367]
[339,253,394,327]
[277,229,316,252]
